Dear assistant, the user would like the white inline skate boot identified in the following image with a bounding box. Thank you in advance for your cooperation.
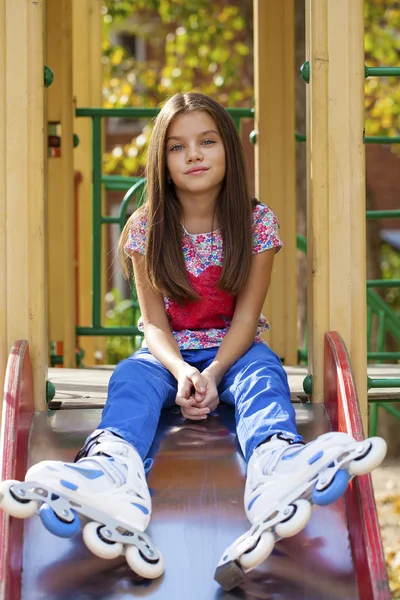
[0,430,164,579]
[215,431,387,590]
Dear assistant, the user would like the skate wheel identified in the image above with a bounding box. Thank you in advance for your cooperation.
[348,437,387,476]
[126,544,165,579]
[239,531,275,571]
[83,521,123,559]
[275,499,312,538]
[0,480,39,518]
[312,469,350,506]
[39,503,81,538]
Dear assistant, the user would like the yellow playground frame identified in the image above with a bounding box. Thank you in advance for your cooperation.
[0,0,370,429]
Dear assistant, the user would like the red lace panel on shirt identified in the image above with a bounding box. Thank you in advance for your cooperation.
[167,265,235,331]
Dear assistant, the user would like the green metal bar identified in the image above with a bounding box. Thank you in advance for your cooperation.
[297,348,308,363]
[301,61,400,84]
[296,233,307,253]
[367,352,400,360]
[371,402,400,420]
[368,378,400,389]
[76,107,254,119]
[295,132,400,145]
[367,306,373,352]
[377,310,386,364]
[367,279,400,288]
[365,65,400,77]
[92,116,102,328]
[367,289,400,341]
[366,209,400,219]
[295,132,306,142]
[101,216,119,225]
[231,115,241,135]
[76,326,142,336]
[118,179,147,231]
[102,175,142,191]
[369,403,379,436]
[365,136,400,144]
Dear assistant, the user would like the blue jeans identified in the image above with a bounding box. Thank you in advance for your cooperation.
[98,342,300,462]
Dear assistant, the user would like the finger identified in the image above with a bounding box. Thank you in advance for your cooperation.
[196,398,219,411]
[182,405,210,418]
[194,388,206,402]
[181,408,209,421]
[175,395,196,408]
[176,377,191,399]
[188,371,206,394]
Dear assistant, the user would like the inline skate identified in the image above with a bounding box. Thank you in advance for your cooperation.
[214,431,387,590]
[0,431,164,579]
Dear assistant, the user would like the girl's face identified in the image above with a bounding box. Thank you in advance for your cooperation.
[165,111,226,198]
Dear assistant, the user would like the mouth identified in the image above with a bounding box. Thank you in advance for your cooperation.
[185,167,210,176]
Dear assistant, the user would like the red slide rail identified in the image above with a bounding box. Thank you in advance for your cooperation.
[0,341,34,600]
[324,331,390,600]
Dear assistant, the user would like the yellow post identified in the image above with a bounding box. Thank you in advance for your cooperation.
[0,0,47,409]
[0,0,6,397]
[253,0,298,365]
[46,0,76,368]
[46,0,76,369]
[306,0,367,427]
[73,0,105,365]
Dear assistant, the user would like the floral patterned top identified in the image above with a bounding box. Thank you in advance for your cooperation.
[124,203,282,350]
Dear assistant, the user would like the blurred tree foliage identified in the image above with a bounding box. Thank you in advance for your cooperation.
[364,1,400,312]
[102,0,253,176]
[365,1,400,140]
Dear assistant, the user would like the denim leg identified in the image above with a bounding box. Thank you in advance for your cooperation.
[218,342,301,462]
[98,348,177,460]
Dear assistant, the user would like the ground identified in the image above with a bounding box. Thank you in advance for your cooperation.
[372,459,400,598]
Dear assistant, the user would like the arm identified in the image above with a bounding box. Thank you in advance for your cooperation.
[203,247,276,385]
[132,252,183,377]
[131,253,208,417]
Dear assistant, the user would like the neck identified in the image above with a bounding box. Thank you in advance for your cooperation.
[176,189,221,235]
[176,186,220,221]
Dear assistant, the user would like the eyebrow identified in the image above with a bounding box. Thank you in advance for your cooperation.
[166,129,220,141]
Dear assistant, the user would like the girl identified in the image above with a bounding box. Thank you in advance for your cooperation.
[0,92,386,589]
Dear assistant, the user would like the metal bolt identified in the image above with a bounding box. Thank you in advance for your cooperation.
[283,508,291,516]
[146,548,155,558]
[103,529,112,538]
[319,477,327,485]
[18,489,26,497]
[357,445,364,454]
[62,510,69,518]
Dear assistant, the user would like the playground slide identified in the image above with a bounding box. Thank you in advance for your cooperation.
[0,335,390,600]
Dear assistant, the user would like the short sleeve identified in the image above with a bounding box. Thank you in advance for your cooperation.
[124,210,147,256]
[252,204,283,255]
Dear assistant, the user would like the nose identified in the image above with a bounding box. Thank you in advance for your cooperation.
[186,143,203,163]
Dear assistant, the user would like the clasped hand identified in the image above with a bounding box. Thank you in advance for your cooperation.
[175,363,219,420]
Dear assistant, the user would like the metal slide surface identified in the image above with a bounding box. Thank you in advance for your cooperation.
[0,339,390,600]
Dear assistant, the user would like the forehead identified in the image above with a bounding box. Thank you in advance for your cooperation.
[167,111,219,138]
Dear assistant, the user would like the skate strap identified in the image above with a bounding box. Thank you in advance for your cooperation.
[262,443,305,475]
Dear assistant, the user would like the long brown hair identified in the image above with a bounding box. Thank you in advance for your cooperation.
[119,92,255,303]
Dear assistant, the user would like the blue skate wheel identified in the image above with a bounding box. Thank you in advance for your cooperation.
[312,469,350,507]
[39,503,81,538]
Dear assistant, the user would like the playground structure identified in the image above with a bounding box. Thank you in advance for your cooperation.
[0,0,399,598]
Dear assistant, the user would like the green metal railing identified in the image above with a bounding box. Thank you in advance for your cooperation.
[296,233,400,434]
[74,106,254,338]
